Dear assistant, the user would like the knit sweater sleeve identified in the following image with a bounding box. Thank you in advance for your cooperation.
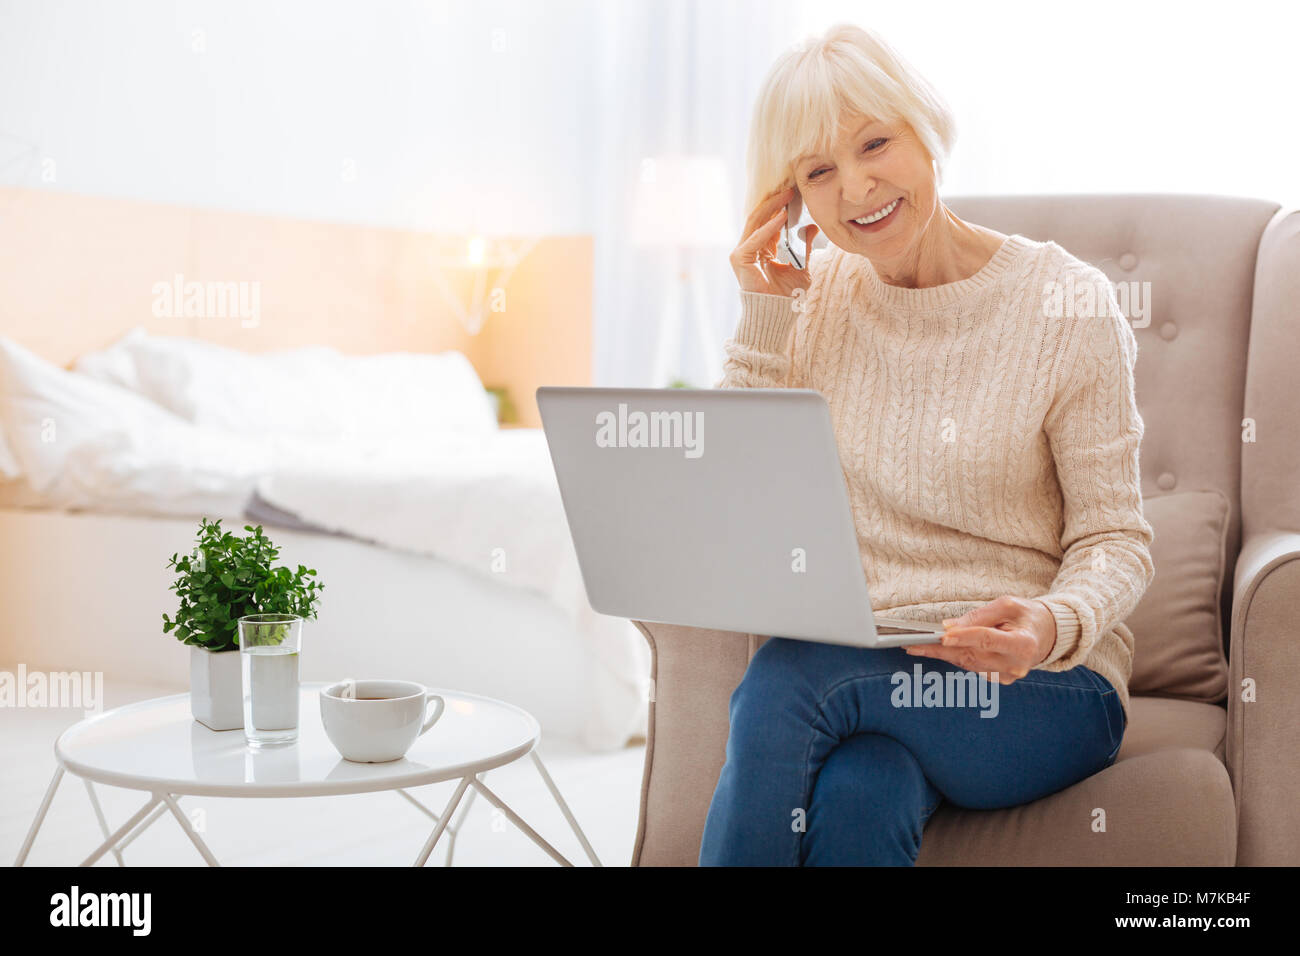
[714,291,801,389]
[1033,285,1156,671]
[715,244,837,389]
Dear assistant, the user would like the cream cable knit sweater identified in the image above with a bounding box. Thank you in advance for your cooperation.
[717,233,1155,720]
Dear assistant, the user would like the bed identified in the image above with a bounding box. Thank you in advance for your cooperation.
[0,187,649,751]
[0,332,650,751]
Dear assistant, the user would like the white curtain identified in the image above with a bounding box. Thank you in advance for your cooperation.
[587,0,800,389]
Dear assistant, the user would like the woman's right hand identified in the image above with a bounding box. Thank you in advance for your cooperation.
[730,185,819,298]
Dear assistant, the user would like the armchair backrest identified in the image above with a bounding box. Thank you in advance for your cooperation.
[946,193,1296,635]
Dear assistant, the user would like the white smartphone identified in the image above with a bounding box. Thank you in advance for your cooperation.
[781,190,806,268]
[774,188,824,269]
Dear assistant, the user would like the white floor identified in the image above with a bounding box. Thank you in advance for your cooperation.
[1,670,646,867]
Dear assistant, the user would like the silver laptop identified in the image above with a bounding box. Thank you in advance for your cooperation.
[536,386,944,648]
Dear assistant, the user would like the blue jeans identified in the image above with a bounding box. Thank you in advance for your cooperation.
[699,637,1126,866]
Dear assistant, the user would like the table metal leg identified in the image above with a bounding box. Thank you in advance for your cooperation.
[406,751,603,868]
[83,779,125,867]
[18,768,180,867]
[24,749,600,868]
[397,780,475,868]
[80,795,163,867]
[446,783,478,865]
[397,788,453,866]
[398,777,480,866]
[162,793,220,867]
[529,750,602,867]
[115,802,169,853]
[469,775,575,866]
[413,776,471,867]
[14,766,65,866]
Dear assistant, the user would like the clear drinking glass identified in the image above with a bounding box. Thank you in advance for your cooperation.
[238,614,303,748]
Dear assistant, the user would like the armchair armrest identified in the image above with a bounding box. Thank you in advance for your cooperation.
[630,621,753,867]
[1227,528,1300,865]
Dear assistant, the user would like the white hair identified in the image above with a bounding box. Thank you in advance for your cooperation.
[743,23,957,214]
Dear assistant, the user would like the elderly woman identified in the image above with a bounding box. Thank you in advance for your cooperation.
[702,23,1154,866]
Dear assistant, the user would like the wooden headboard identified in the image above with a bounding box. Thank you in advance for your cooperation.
[0,186,592,427]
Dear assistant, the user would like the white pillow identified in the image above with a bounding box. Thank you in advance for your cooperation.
[75,328,499,441]
[0,337,267,516]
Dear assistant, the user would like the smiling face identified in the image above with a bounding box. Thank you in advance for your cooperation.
[792,113,939,264]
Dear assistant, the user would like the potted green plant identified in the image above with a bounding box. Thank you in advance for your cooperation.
[164,519,323,730]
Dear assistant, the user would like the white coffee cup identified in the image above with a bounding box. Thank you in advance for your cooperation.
[320,679,445,763]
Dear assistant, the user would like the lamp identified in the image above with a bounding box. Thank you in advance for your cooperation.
[629,153,735,386]
[429,234,538,335]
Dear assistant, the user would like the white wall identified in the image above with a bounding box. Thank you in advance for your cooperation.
[0,0,597,234]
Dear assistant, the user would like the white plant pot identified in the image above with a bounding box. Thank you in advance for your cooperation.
[190,646,244,731]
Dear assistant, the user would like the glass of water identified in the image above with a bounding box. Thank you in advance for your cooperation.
[238,614,303,748]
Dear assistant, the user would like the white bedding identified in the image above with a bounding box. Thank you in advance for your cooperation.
[0,332,651,750]
[74,327,499,441]
[0,336,266,515]
[254,428,651,750]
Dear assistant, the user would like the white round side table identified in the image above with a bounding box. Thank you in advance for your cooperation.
[15,683,602,867]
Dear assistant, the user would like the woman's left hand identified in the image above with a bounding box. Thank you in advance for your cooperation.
[904,595,1057,685]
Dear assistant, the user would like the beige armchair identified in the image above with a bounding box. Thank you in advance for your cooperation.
[631,193,1300,866]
